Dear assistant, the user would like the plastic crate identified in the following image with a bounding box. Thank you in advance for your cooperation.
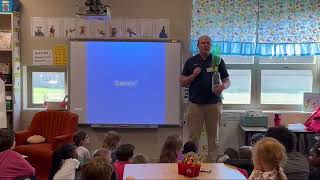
[240,116,268,127]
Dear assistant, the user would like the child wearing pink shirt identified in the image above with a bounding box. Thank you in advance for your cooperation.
[0,128,35,180]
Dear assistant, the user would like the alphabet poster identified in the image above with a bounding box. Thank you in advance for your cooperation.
[63,18,77,39]
[31,17,47,37]
[30,17,170,39]
[109,19,124,38]
[77,19,91,38]
[124,19,140,38]
[93,18,107,38]
[140,19,154,38]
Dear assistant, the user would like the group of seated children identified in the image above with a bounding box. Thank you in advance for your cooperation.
[218,126,320,180]
[48,130,150,180]
[2,126,320,180]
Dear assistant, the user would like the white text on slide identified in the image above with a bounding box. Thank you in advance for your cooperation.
[113,80,139,87]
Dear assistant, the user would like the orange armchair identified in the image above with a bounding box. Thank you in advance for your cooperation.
[14,111,78,180]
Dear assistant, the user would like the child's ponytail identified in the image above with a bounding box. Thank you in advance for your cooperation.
[274,158,283,180]
[48,150,63,180]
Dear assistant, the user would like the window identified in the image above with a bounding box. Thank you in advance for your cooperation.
[27,66,67,108]
[223,70,251,104]
[261,70,313,105]
[222,55,319,110]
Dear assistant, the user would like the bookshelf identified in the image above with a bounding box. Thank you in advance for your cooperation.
[0,12,21,130]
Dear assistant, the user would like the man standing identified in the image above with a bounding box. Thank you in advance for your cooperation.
[180,35,230,162]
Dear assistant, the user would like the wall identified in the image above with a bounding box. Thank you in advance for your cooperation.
[20,0,192,65]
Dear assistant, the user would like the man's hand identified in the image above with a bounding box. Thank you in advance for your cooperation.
[192,67,201,77]
[180,67,202,87]
[213,83,225,95]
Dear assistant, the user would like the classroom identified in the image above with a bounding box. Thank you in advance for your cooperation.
[0,0,320,180]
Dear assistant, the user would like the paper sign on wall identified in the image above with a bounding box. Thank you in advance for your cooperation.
[54,45,67,65]
[33,50,53,65]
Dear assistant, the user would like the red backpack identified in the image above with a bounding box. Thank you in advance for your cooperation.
[305,107,320,132]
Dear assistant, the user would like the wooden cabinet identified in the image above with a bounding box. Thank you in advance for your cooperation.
[0,12,21,129]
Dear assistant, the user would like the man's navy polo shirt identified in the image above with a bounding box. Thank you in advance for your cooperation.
[181,54,229,104]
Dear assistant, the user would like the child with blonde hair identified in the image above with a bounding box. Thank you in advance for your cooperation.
[131,154,149,164]
[81,157,114,180]
[93,148,111,161]
[159,134,183,163]
[92,148,117,180]
[102,131,121,163]
[249,137,287,180]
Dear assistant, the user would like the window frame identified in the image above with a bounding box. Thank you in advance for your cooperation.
[27,66,67,108]
[223,63,256,109]
[223,56,319,111]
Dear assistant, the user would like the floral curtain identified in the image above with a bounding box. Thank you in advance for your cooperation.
[191,0,320,56]
[257,0,320,56]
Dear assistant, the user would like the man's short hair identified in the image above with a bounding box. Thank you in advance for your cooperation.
[265,126,295,153]
[0,128,15,152]
[197,35,211,46]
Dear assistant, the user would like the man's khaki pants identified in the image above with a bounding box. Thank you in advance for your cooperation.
[187,102,222,162]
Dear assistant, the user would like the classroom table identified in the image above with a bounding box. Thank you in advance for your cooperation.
[123,163,246,180]
[240,125,316,154]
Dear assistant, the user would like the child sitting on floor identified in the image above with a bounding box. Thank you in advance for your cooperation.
[250,133,265,146]
[131,154,149,164]
[308,141,320,180]
[159,134,183,163]
[114,144,135,180]
[102,131,122,163]
[224,146,254,176]
[217,147,239,163]
[73,130,90,165]
[93,148,111,161]
[0,128,35,179]
[92,148,117,180]
[49,144,80,180]
[81,157,114,180]
[249,137,287,180]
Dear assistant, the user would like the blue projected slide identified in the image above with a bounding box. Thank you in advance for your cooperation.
[86,42,166,124]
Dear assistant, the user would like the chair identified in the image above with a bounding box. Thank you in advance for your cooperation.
[14,110,78,180]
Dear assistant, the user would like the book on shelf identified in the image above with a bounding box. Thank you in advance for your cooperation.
[0,63,11,74]
[5,96,12,110]
[0,32,12,49]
